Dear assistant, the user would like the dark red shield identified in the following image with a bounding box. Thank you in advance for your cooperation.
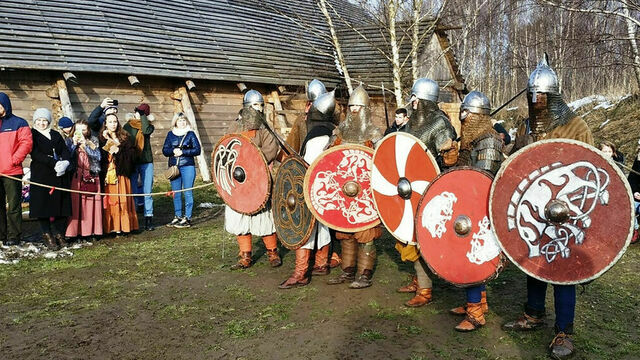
[211,133,271,215]
[415,168,505,287]
[490,139,634,285]
[372,132,439,244]
[273,156,315,250]
[304,144,380,232]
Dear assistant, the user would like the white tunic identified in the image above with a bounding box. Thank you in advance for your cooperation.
[301,135,332,250]
[224,204,275,237]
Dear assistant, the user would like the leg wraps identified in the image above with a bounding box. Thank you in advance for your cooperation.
[237,234,252,253]
[340,237,358,270]
[357,241,376,274]
[261,233,278,251]
[414,258,432,289]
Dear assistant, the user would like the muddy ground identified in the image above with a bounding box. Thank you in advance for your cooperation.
[0,186,639,360]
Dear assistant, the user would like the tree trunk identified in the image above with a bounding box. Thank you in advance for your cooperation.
[318,0,353,94]
[622,0,640,90]
[388,0,403,105]
[411,0,423,83]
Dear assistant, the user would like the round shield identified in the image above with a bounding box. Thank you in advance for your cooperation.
[490,139,634,285]
[372,132,439,244]
[211,133,271,215]
[304,144,380,232]
[415,168,505,287]
[273,156,316,250]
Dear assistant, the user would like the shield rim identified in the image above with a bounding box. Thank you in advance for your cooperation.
[273,156,316,250]
[372,132,440,244]
[489,138,634,285]
[303,144,381,232]
[415,166,506,288]
[211,133,271,216]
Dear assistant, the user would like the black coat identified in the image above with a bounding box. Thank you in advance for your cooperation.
[628,158,640,195]
[29,129,72,218]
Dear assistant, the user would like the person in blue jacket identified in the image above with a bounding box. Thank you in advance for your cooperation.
[162,112,201,228]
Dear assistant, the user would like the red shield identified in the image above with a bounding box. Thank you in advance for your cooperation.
[372,132,439,244]
[211,133,271,215]
[490,139,634,285]
[304,144,380,232]
[415,168,505,287]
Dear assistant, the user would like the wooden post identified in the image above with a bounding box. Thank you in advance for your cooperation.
[270,90,289,129]
[56,79,74,120]
[177,86,211,182]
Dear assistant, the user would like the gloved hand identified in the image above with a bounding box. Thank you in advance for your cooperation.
[54,160,70,177]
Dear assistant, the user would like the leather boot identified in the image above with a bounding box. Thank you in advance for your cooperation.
[312,245,330,275]
[348,241,376,289]
[405,288,432,307]
[397,276,418,293]
[230,251,252,270]
[279,248,311,289]
[549,326,575,360]
[262,234,281,267]
[455,302,486,332]
[450,290,488,315]
[327,266,356,285]
[54,234,68,248]
[349,269,373,289]
[144,216,156,231]
[502,312,545,331]
[42,233,59,251]
[330,252,342,268]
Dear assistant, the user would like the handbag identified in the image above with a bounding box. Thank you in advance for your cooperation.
[165,133,188,181]
[80,176,99,193]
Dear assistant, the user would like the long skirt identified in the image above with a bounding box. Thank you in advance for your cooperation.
[66,173,103,237]
[103,175,139,233]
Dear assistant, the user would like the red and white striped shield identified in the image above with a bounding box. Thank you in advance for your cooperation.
[371,132,439,244]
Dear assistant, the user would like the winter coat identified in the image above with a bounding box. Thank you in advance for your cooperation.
[628,157,640,195]
[123,115,155,164]
[384,122,408,136]
[162,130,201,167]
[0,93,33,176]
[87,105,105,138]
[29,129,72,218]
[99,133,136,179]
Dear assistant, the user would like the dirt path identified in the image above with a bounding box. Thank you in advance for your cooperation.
[1,209,639,360]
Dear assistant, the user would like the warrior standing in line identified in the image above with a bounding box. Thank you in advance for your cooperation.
[326,85,383,289]
[279,90,337,288]
[448,90,504,331]
[225,90,282,270]
[393,79,459,307]
[502,57,594,359]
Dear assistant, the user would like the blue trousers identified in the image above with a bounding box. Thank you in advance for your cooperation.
[130,162,154,217]
[526,276,576,332]
[466,284,486,303]
[170,165,196,219]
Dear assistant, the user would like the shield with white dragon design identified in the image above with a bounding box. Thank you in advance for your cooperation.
[372,132,439,244]
[211,133,271,215]
[415,168,505,287]
[490,139,634,285]
[304,144,380,232]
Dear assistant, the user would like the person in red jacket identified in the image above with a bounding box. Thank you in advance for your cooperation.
[0,92,33,246]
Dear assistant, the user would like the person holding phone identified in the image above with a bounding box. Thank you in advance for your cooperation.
[99,113,138,235]
[65,120,103,241]
[88,98,118,138]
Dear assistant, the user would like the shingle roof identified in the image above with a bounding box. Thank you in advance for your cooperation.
[0,0,366,86]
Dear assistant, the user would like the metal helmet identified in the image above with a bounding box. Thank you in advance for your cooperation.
[528,55,559,98]
[461,91,491,115]
[312,90,336,116]
[243,89,264,106]
[411,78,439,102]
[307,79,327,102]
[348,85,369,107]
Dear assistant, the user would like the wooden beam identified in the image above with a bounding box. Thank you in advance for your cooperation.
[270,90,290,128]
[177,86,211,182]
[56,79,74,120]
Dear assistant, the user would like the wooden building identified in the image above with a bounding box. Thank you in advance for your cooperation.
[0,0,466,179]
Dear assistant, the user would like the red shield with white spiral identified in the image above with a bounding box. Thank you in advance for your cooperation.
[371,132,439,244]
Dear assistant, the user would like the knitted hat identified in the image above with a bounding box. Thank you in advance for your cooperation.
[33,108,52,124]
[136,103,151,116]
[58,116,73,129]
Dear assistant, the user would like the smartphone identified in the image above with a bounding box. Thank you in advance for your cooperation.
[111,99,119,106]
